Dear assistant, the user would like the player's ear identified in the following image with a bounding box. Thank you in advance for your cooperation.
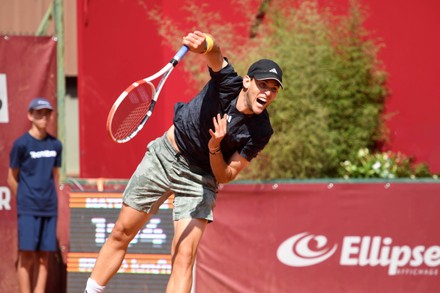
[243,75,252,90]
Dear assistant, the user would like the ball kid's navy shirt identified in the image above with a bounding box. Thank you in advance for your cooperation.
[9,132,62,216]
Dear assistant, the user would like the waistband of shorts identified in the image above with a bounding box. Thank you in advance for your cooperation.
[161,132,189,166]
[160,132,179,155]
[160,132,212,176]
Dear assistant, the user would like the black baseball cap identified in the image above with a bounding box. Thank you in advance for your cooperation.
[247,59,283,89]
[28,97,53,111]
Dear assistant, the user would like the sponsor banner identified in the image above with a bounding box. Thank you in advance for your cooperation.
[68,252,172,274]
[0,36,57,293]
[68,192,173,209]
[197,182,440,293]
[0,73,9,123]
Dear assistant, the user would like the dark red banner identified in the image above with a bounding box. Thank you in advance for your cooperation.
[0,35,57,292]
[197,182,440,293]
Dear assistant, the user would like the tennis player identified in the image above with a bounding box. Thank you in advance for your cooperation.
[84,30,283,293]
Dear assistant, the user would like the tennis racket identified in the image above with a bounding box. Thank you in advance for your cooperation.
[106,45,189,143]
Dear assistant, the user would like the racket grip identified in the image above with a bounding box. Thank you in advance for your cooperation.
[174,45,189,62]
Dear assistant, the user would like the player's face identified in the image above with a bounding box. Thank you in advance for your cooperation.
[28,109,52,128]
[243,77,280,115]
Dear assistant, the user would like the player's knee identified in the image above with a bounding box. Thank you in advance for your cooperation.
[173,246,197,268]
[108,222,133,245]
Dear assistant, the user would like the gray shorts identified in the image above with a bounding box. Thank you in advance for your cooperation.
[123,133,218,222]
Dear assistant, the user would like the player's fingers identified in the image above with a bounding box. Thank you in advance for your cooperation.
[183,32,205,52]
[222,114,228,124]
[218,114,225,131]
[212,116,219,128]
[219,114,227,131]
[194,31,205,38]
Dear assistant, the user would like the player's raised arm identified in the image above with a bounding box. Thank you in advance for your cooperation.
[182,31,227,72]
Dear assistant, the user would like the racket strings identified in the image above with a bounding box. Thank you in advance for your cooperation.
[112,85,153,140]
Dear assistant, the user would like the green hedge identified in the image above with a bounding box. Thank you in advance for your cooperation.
[240,0,388,179]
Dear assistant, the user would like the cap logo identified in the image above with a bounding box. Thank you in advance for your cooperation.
[28,97,53,111]
[269,68,278,74]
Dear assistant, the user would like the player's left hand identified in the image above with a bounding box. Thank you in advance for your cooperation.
[208,113,228,150]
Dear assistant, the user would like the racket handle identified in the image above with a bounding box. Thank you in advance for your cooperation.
[172,45,189,64]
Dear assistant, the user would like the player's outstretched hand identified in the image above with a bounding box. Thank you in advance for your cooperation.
[208,113,227,151]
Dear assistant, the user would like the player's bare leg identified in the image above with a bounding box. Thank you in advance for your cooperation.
[90,204,151,286]
[166,218,208,293]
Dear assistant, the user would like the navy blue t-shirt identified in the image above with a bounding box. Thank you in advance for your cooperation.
[173,62,273,174]
[9,132,62,216]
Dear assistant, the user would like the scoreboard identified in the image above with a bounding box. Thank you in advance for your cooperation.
[67,192,174,293]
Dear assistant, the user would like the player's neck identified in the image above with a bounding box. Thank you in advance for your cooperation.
[28,126,48,140]
[236,91,253,115]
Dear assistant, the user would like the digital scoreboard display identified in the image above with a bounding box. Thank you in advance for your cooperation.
[67,192,174,293]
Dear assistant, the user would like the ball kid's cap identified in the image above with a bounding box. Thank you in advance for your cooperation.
[28,97,53,111]
[247,59,283,89]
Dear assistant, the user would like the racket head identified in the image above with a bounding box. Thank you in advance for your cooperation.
[106,80,156,143]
